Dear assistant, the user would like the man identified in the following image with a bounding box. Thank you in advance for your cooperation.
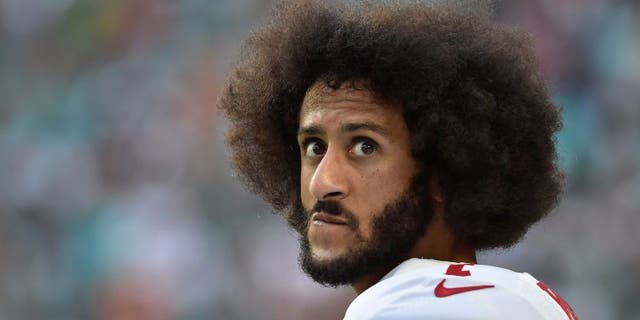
[219,0,578,319]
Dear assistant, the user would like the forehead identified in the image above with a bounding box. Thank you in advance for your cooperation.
[299,81,403,127]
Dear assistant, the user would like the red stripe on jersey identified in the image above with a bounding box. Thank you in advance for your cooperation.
[537,281,579,320]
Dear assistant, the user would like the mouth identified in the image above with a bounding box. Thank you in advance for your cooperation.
[311,212,348,225]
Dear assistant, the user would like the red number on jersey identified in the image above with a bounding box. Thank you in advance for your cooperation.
[444,263,473,277]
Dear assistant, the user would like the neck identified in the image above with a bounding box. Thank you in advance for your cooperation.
[351,212,475,295]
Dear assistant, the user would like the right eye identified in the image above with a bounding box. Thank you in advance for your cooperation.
[304,140,326,157]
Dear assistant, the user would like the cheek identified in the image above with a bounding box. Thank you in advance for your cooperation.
[300,166,314,208]
[369,161,414,197]
[355,158,416,221]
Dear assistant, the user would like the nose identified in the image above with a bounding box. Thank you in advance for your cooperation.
[308,146,350,201]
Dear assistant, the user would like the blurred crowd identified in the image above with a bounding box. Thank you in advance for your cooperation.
[0,0,638,319]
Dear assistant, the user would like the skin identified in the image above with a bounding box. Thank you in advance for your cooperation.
[298,81,476,294]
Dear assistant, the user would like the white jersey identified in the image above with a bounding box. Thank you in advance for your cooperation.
[343,258,578,320]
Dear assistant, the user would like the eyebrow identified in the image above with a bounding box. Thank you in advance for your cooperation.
[342,122,390,136]
[297,126,324,136]
[297,121,389,137]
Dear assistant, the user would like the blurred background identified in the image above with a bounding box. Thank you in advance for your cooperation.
[0,0,638,319]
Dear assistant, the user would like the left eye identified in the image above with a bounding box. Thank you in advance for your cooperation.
[352,140,377,156]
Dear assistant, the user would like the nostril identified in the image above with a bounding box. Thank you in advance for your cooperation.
[323,191,343,199]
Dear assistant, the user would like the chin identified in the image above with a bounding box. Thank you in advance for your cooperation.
[310,246,348,264]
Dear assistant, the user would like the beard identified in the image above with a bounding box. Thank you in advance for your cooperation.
[287,176,433,287]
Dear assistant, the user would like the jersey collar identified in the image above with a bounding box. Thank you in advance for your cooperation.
[380,258,456,282]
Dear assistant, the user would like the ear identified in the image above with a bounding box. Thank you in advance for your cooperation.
[428,175,445,203]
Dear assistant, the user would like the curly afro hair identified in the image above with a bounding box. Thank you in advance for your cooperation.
[218,0,564,250]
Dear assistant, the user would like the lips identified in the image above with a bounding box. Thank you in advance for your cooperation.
[311,212,348,225]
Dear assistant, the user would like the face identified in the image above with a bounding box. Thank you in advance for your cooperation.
[293,81,431,286]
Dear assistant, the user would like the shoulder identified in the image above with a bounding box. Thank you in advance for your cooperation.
[343,259,578,320]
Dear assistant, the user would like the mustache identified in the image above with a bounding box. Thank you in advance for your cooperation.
[307,200,359,230]
[310,200,343,215]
